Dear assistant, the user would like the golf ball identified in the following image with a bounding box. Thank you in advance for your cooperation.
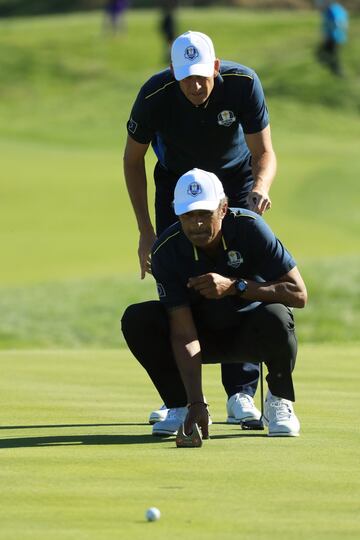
[146,507,161,522]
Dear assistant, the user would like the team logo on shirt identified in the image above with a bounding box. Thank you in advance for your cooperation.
[217,110,236,127]
[187,182,202,197]
[184,46,199,61]
[227,250,243,268]
[156,282,166,298]
[128,118,138,134]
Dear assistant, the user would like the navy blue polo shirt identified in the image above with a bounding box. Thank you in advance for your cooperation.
[151,209,296,330]
[127,61,269,178]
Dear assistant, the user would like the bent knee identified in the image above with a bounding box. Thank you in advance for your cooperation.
[259,304,295,337]
[121,301,167,336]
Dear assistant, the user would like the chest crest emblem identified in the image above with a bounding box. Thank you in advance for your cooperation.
[217,110,236,127]
[227,250,243,268]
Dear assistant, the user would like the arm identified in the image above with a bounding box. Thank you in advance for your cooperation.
[188,266,307,308]
[123,135,155,279]
[245,125,277,215]
[168,305,209,437]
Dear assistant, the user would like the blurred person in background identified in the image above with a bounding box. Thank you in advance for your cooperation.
[104,0,129,34]
[123,30,277,431]
[315,0,349,76]
[159,0,178,62]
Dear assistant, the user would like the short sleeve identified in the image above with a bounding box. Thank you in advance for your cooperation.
[239,72,269,134]
[126,87,155,144]
[247,217,296,279]
[151,249,190,309]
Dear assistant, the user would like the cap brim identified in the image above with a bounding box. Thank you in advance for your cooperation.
[173,63,215,81]
[174,200,219,216]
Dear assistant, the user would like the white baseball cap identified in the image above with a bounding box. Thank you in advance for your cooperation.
[171,31,216,81]
[174,168,226,216]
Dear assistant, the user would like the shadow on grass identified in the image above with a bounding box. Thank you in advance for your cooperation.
[0,423,267,448]
[0,433,166,448]
[0,423,146,430]
[0,432,267,449]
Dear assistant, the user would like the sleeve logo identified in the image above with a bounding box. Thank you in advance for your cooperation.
[156,282,166,298]
[128,118,138,134]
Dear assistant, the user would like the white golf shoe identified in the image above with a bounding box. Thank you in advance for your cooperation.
[148,404,169,425]
[152,406,212,436]
[264,390,300,437]
[226,393,262,423]
[152,407,188,436]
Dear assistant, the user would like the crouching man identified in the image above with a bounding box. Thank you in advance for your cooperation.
[121,168,307,438]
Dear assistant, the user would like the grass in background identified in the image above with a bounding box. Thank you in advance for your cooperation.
[0,255,359,349]
[1,10,359,540]
[0,8,359,347]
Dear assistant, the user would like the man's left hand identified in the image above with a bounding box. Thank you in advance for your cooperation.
[247,188,272,215]
[188,273,234,299]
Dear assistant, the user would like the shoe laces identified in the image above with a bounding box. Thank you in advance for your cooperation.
[269,399,292,421]
[235,393,254,408]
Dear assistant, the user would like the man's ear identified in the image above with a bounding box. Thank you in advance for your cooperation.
[214,59,221,77]
[220,200,228,218]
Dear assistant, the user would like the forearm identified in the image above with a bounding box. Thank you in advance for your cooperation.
[123,159,154,234]
[170,335,204,404]
[251,149,277,193]
[229,277,306,308]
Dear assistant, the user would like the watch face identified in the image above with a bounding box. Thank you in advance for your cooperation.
[236,279,247,293]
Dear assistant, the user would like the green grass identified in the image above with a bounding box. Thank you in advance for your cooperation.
[0,9,359,347]
[0,10,359,538]
[0,255,359,349]
[1,345,359,540]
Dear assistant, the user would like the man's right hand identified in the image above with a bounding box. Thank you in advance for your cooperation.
[184,403,210,440]
[138,230,157,279]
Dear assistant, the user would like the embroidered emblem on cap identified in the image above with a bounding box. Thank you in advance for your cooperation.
[227,250,243,268]
[187,182,202,197]
[184,46,199,61]
[217,110,236,127]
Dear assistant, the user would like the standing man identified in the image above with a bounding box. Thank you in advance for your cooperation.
[121,169,307,437]
[315,1,349,76]
[123,31,277,426]
[159,0,178,62]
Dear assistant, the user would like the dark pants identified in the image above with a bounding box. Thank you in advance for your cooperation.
[121,301,297,406]
[153,159,259,398]
[316,38,342,76]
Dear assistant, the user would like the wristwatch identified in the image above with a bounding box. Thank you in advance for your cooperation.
[234,278,248,295]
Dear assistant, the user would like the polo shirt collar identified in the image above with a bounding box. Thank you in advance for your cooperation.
[191,233,228,262]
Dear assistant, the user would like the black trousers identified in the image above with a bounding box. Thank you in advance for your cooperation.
[153,159,260,398]
[317,38,341,75]
[121,301,297,406]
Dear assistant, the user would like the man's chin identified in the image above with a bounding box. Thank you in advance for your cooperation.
[189,234,211,246]
[189,95,206,106]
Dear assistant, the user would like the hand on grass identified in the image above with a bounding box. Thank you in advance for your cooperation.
[184,403,209,440]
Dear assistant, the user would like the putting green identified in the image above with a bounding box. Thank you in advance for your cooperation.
[0,345,359,540]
